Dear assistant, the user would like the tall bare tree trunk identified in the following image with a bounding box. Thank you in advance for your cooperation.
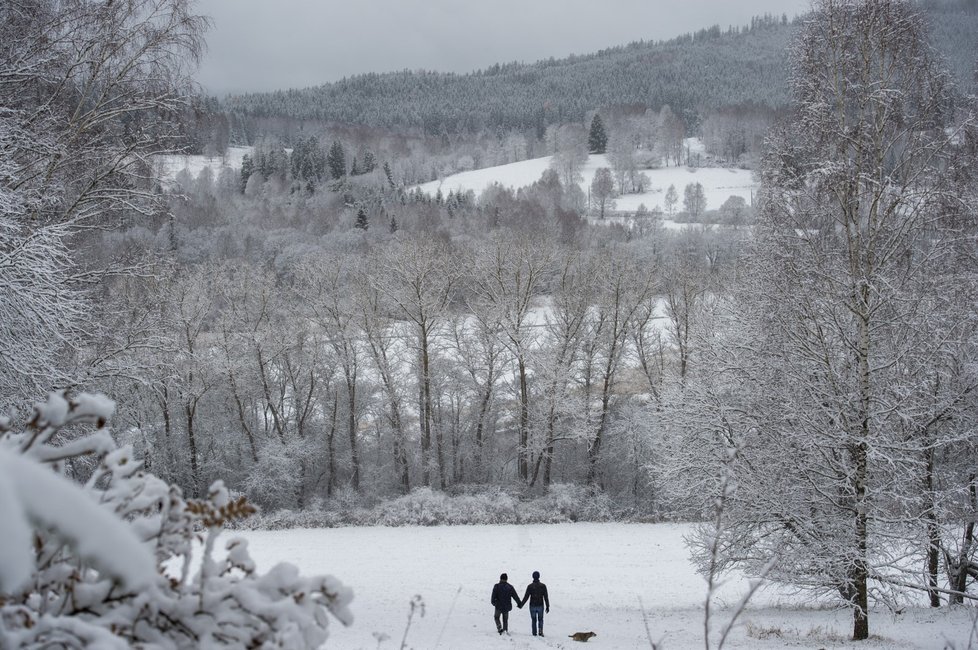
[924,446,941,607]
[326,393,338,498]
[949,475,977,605]
[851,300,871,641]
[419,337,433,486]
[185,401,199,497]
[587,353,616,486]
[345,367,360,491]
[517,358,530,482]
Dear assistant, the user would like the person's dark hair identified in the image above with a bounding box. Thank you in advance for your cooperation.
[532,571,540,580]
[500,573,508,581]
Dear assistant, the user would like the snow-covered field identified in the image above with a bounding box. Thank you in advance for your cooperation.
[233,523,975,649]
[416,154,757,216]
[156,145,253,185]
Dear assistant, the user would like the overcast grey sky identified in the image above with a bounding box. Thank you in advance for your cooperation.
[195,0,812,96]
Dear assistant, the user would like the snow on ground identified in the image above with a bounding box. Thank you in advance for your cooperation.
[416,155,757,216]
[418,157,555,199]
[156,145,253,186]
[231,523,975,650]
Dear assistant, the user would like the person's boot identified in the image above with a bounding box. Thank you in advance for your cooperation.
[539,628,544,637]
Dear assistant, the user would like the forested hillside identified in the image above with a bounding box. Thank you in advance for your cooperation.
[227,16,795,136]
[224,2,978,138]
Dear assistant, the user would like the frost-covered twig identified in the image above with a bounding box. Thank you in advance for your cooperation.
[714,558,776,649]
[400,594,425,650]
[873,576,978,602]
[638,596,663,649]
[434,585,462,648]
[702,418,773,650]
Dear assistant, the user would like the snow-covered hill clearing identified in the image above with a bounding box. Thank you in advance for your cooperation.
[417,153,757,219]
[156,145,253,186]
[231,523,972,649]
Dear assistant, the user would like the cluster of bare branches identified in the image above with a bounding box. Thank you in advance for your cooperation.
[0,0,207,405]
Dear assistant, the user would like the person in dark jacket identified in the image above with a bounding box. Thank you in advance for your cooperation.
[521,571,550,637]
[490,573,522,635]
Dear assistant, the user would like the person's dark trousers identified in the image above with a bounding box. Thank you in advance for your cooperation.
[494,609,509,633]
[530,606,544,635]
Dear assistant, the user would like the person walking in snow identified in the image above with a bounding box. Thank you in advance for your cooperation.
[521,571,550,637]
[491,572,522,635]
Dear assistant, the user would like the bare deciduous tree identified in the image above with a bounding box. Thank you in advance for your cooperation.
[704,0,978,640]
[0,0,208,406]
[469,235,554,482]
[372,238,459,488]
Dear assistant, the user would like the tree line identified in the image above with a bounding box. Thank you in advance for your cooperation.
[96,215,733,511]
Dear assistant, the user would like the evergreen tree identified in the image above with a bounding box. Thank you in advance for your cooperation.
[354,206,369,230]
[383,161,396,188]
[361,150,376,174]
[240,154,254,193]
[327,140,346,180]
[588,114,608,154]
[389,214,399,233]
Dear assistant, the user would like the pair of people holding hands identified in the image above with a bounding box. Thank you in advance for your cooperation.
[490,571,550,637]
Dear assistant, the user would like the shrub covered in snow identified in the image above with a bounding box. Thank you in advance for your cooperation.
[0,392,352,648]
[373,487,520,526]
[520,483,615,523]
[238,483,617,530]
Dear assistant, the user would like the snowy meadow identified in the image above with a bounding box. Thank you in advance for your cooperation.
[234,523,976,650]
[415,147,757,218]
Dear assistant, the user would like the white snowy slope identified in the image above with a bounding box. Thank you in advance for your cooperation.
[229,523,973,650]
[416,155,757,217]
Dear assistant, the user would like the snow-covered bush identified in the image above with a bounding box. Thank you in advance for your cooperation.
[373,487,520,526]
[242,438,311,510]
[242,508,350,531]
[521,483,615,523]
[237,484,619,529]
[0,392,352,648]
